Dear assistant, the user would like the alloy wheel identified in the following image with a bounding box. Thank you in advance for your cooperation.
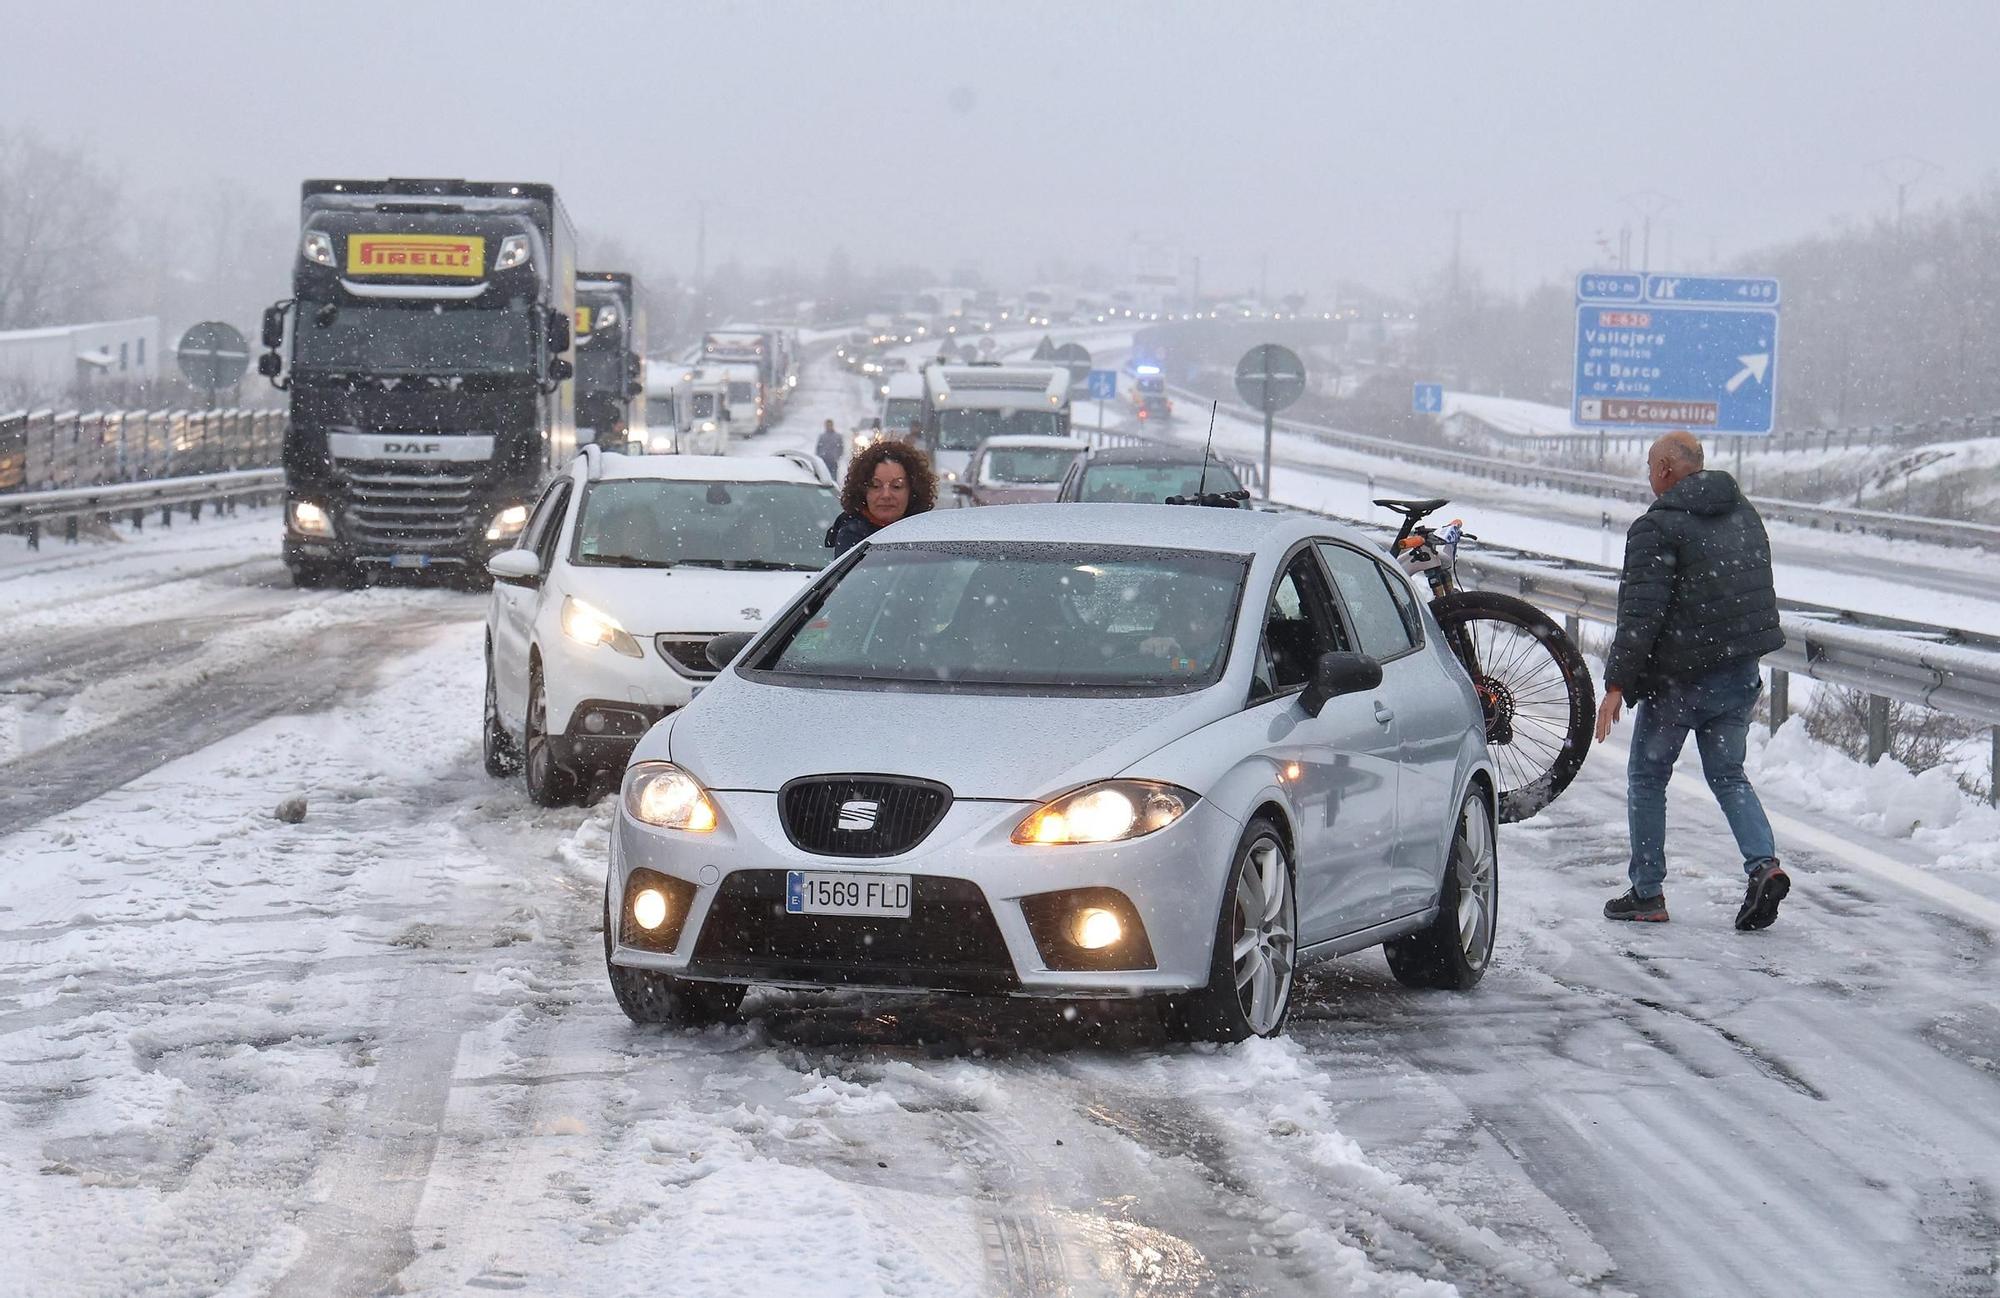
[1231,836,1296,1035]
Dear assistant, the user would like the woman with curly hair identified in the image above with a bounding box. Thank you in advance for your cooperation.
[825,438,939,555]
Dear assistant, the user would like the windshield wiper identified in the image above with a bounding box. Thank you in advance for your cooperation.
[585,554,674,568]
[675,558,821,571]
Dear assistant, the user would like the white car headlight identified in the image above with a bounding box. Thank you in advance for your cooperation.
[562,595,643,658]
[1012,780,1195,846]
[624,761,719,832]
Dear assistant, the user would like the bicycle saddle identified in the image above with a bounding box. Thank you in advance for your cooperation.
[1373,497,1451,520]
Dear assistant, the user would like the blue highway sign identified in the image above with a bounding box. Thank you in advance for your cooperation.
[1573,272,1780,435]
[1085,369,1118,400]
[1412,382,1444,414]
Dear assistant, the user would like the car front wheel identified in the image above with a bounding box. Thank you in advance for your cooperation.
[1163,817,1297,1043]
[483,649,522,777]
[1385,788,1498,990]
[523,666,580,806]
[602,883,744,1026]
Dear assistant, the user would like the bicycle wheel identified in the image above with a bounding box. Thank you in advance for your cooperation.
[1429,590,1595,823]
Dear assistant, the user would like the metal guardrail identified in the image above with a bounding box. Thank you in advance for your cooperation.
[1175,386,2000,552]
[0,407,286,496]
[0,468,283,548]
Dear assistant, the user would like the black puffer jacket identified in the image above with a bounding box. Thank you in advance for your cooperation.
[824,511,877,556]
[1603,470,1784,699]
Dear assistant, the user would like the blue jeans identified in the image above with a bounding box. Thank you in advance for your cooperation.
[1627,658,1778,897]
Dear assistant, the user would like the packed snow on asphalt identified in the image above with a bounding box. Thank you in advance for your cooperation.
[3,351,1999,1298]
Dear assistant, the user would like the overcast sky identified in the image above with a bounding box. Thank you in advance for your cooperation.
[3,0,1994,300]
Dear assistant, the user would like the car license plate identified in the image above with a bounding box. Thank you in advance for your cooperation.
[785,871,912,918]
[389,554,429,569]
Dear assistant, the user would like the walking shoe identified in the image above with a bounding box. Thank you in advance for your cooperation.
[1736,861,1790,931]
[1604,889,1669,922]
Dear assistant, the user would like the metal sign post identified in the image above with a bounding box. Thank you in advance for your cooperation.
[1234,344,1306,503]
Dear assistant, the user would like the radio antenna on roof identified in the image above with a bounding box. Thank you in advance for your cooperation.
[1196,400,1218,496]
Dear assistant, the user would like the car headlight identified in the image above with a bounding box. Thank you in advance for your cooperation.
[494,235,530,270]
[301,231,335,267]
[1012,780,1196,846]
[290,499,334,537]
[485,503,529,540]
[624,761,719,832]
[562,596,643,658]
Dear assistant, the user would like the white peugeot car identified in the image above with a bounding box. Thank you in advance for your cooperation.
[604,503,1498,1042]
[483,447,837,804]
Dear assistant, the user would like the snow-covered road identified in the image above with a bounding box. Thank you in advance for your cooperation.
[3,351,1997,1297]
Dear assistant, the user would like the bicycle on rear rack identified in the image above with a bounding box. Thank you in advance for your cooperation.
[1376,497,1597,822]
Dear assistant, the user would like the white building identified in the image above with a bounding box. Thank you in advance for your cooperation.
[0,316,160,404]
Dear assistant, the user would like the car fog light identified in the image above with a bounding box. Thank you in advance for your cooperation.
[1072,907,1122,950]
[633,888,669,931]
[582,711,606,734]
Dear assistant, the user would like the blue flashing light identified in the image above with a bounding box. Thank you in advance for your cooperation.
[1135,363,1161,376]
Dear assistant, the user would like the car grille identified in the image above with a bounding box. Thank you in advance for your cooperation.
[341,462,478,551]
[778,775,951,858]
[690,871,1017,991]
[655,635,719,679]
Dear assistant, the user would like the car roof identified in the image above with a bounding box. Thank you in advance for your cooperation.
[583,451,828,484]
[979,435,1090,451]
[874,502,1362,556]
[1082,443,1237,466]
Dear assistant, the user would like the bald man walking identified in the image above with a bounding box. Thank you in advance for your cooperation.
[1595,431,1790,929]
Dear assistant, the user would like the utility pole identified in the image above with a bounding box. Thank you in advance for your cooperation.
[1623,190,1675,272]
[1447,208,1466,302]
[1869,155,1937,236]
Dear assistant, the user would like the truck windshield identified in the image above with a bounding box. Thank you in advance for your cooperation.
[882,398,922,431]
[937,407,1062,450]
[295,300,534,375]
[575,333,628,400]
[691,392,717,419]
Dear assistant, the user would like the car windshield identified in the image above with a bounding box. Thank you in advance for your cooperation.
[571,479,837,570]
[294,299,535,375]
[759,543,1246,692]
[728,381,755,402]
[982,447,1078,485]
[1079,462,1244,503]
[690,391,717,418]
[574,331,628,403]
[937,407,1062,450]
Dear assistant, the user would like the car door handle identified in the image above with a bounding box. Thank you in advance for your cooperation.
[1373,702,1395,724]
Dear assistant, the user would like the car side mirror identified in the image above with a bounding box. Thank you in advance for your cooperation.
[706,630,754,671]
[261,303,288,349]
[257,352,283,378]
[1300,652,1382,718]
[547,312,572,354]
[952,481,974,496]
[486,549,541,585]
[547,357,574,383]
[627,379,644,398]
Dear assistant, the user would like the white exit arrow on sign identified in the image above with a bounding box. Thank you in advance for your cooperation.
[1726,353,1771,393]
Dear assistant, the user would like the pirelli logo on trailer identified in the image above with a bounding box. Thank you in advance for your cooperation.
[346,233,486,278]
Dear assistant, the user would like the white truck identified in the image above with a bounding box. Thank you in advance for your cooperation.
[642,360,734,455]
[918,362,1071,486]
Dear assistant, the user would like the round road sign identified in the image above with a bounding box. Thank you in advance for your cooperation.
[177,321,251,391]
[1053,342,1092,385]
[1234,343,1307,414]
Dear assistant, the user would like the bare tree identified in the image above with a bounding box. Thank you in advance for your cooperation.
[0,128,124,329]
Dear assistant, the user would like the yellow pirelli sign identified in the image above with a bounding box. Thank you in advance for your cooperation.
[575,305,595,335]
[346,232,486,278]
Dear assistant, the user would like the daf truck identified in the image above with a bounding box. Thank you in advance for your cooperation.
[257,177,577,587]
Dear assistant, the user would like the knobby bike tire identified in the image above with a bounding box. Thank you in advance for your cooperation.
[1430,590,1596,822]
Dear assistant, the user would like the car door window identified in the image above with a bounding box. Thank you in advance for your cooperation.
[1317,543,1417,661]
[1252,551,1349,700]
[529,481,573,572]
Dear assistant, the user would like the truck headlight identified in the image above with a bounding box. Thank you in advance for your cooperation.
[290,499,335,537]
[494,235,530,271]
[624,762,718,832]
[562,596,643,658]
[485,504,529,540]
[1012,781,1195,846]
[301,232,335,267]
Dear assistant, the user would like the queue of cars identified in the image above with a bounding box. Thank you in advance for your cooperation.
[480,391,1501,1045]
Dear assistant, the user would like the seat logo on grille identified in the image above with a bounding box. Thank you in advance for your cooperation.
[836,799,880,831]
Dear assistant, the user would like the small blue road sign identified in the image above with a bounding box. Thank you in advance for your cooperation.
[1573,273,1780,435]
[1412,382,1444,414]
[1086,369,1118,400]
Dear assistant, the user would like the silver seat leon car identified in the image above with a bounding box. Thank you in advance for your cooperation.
[604,503,1499,1041]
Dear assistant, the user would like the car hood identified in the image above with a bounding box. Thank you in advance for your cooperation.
[559,566,818,635]
[657,675,1235,800]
